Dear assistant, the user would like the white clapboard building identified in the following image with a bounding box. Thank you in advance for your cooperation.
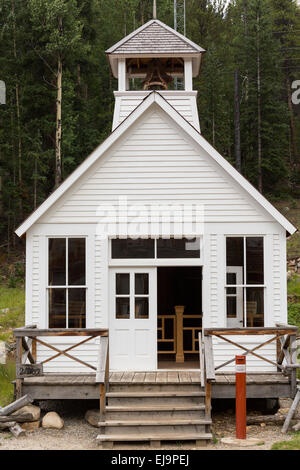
[16,18,297,378]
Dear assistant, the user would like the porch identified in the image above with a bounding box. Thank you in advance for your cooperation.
[20,370,292,400]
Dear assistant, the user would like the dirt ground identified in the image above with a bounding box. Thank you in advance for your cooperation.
[0,400,296,451]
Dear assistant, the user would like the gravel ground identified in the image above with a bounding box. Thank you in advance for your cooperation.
[0,401,295,451]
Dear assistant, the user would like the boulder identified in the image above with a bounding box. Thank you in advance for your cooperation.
[42,412,64,429]
[20,421,40,432]
[12,404,41,422]
[85,409,101,427]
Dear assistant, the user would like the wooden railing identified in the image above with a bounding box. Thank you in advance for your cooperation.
[202,325,299,397]
[158,312,202,362]
[198,332,215,421]
[13,326,109,418]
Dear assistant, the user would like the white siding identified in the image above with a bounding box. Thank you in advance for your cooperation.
[41,108,271,227]
[32,235,40,326]
[25,99,288,374]
[113,91,200,131]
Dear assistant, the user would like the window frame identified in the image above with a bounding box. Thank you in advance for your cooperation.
[109,237,203,267]
[225,235,266,328]
[47,236,87,329]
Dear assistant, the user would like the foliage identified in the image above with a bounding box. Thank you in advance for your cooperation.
[0,362,15,407]
[0,286,25,342]
[0,0,300,248]
[271,432,300,450]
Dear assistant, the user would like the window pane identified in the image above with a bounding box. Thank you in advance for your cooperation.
[157,238,200,258]
[226,273,237,294]
[112,239,154,259]
[246,288,264,327]
[135,298,149,319]
[135,273,149,295]
[226,237,244,268]
[68,239,86,286]
[49,288,66,328]
[116,298,130,319]
[49,239,66,286]
[116,274,129,295]
[68,289,86,328]
[226,296,237,318]
[246,237,264,285]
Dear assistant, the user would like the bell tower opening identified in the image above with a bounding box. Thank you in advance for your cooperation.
[106,18,205,130]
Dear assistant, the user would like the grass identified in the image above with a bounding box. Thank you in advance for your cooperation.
[0,362,15,407]
[0,286,25,342]
[271,432,300,450]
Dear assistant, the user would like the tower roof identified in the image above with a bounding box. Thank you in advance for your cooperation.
[106,19,205,78]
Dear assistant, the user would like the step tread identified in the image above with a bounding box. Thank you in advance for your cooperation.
[107,391,205,398]
[97,433,213,442]
[100,419,212,426]
[106,404,206,412]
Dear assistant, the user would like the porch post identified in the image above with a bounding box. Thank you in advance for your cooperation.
[175,305,185,363]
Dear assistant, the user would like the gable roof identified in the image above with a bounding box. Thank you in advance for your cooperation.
[106,19,205,56]
[15,91,297,237]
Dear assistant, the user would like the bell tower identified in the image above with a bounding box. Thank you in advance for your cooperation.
[106,15,205,131]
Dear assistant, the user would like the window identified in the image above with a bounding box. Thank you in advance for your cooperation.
[111,238,201,259]
[226,237,264,327]
[115,272,149,319]
[48,238,86,328]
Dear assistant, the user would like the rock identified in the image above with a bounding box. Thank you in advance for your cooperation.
[0,341,6,364]
[260,423,266,427]
[20,421,40,432]
[221,437,265,447]
[85,409,101,427]
[277,407,290,415]
[42,412,64,429]
[12,405,41,422]
[279,398,292,409]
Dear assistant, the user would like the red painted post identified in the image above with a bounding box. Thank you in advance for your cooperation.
[235,355,246,439]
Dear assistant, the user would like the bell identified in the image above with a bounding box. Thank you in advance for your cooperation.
[143,59,173,90]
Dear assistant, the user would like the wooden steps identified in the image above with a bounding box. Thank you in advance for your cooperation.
[96,382,212,448]
[96,433,213,448]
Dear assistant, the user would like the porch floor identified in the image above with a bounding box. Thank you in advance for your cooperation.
[21,371,292,400]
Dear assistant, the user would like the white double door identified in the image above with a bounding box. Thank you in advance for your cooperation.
[109,268,157,371]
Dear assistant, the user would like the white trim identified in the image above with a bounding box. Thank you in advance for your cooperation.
[15,92,297,237]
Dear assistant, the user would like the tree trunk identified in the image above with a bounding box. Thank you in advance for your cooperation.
[55,53,62,188]
[257,13,262,193]
[11,0,23,218]
[234,70,241,173]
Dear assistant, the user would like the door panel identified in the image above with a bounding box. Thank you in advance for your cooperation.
[110,268,157,370]
[226,266,243,328]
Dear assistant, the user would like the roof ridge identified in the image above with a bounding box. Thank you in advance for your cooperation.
[106,19,205,55]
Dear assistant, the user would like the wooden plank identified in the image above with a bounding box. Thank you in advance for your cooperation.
[290,335,298,397]
[190,371,201,383]
[203,335,216,382]
[156,372,168,383]
[16,363,43,379]
[167,371,179,383]
[178,371,191,383]
[204,327,298,336]
[110,372,124,383]
[14,328,108,337]
[205,382,212,419]
[15,337,23,399]
[121,372,134,383]
[0,394,33,416]
[0,414,34,423]
[282,388,300,433]
[144,372,156,383]
[95,337,108,383]
[199,332,205,387]
[132,372,146,383]
[22,338,35,364]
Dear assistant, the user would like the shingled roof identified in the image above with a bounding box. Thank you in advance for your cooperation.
[106,19,205,55]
